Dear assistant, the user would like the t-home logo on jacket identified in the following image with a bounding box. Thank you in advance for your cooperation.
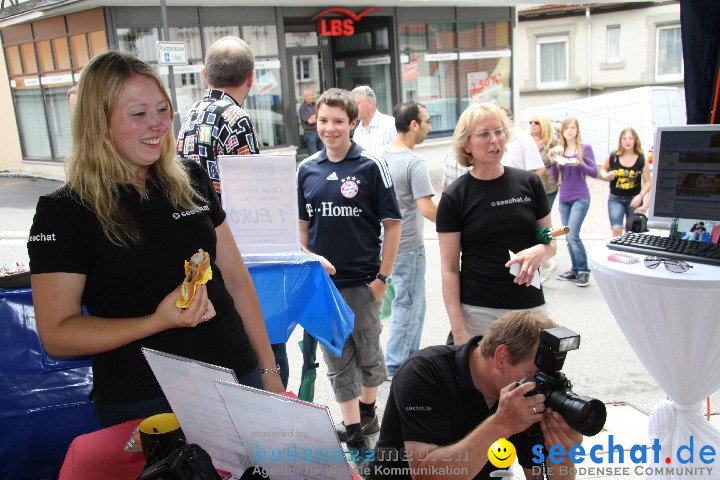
[306,202,362,218]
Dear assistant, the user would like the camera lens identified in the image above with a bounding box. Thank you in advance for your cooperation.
[546,391,607,436]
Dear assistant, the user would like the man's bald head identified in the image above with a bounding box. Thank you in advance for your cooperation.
[204,36,254,88]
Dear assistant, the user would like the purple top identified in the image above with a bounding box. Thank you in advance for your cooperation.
[551,144,597,202]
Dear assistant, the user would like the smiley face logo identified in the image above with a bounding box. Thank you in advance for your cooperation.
[488,438,516,469]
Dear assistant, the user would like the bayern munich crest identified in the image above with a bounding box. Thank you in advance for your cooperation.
[340,179,359,198]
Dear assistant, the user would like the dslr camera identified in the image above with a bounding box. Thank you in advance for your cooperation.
[517,327,606,437]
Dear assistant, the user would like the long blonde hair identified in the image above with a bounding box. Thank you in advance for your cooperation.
[558,116,585,163]
[614,127,643,156]
[66,50,199,246]
[452,102,511,168]
[531,114,555,151]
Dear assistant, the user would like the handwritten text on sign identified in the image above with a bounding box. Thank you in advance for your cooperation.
[218,154,300,254]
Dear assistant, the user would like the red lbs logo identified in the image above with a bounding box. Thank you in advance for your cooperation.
[314,8,379,37]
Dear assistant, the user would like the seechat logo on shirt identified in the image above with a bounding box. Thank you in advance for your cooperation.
[28,232,57,242]
[490,196,532,207]
[172,205,210,219]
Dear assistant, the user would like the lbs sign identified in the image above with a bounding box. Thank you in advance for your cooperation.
[313,8,379,37]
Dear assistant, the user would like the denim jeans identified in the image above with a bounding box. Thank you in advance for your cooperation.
[304,130,324,155]
[559,198,590,274]
[608,194,635,230]
[546,190,558,210]
[385,245,426,376]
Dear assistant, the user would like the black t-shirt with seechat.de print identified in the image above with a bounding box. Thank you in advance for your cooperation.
[27,160,256,405]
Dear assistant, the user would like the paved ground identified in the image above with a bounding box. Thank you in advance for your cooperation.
[2,172,718,479]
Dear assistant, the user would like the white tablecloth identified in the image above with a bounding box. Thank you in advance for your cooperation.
[589,245,720,480]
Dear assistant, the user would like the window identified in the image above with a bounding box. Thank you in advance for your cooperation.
[606,25,620,63]
[397,19,512,136]
[296,57,311,80]
[536,35,569,89]
[3,9,106,162]
[656,25,683,81]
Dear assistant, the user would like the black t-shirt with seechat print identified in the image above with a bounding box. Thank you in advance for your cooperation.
[27,161,257,405]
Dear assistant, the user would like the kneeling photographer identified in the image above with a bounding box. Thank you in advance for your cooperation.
[370,311,604,480]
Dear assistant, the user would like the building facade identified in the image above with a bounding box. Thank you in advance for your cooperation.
[514,1,683,108]
[0,3,516,176]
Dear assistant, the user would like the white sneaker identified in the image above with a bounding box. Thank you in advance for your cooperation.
[540,259,557,284]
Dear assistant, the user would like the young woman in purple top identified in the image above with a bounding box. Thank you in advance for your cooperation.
[549,116,597,287]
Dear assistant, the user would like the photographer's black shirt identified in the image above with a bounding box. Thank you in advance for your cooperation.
[371,337,537,479]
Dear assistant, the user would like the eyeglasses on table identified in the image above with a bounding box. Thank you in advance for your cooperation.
[644,256,693,273]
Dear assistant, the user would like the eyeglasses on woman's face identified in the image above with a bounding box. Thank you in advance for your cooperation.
[469,127,506,141]
[643,256,693,273]
[529,120,540,126]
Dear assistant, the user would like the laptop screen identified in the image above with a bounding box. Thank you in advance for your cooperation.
[648,124,720,242]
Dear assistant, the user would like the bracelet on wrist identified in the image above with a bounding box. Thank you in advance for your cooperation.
[259,364,281,375]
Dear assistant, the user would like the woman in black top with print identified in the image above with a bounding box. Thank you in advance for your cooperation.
[27,51,283,427]
[600,127,652,237]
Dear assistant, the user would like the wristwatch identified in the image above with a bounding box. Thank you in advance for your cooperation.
[376,273,392,285]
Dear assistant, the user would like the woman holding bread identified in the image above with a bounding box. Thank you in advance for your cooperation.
[27,51,282,427]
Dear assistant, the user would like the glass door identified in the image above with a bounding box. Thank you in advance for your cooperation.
[291,51,324,153]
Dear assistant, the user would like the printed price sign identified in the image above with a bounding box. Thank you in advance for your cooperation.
[218,154,300,254]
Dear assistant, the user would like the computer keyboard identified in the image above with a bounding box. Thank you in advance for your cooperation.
[607,232,720,267]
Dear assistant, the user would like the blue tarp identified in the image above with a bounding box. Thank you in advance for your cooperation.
[0,255,353,478]
[0,288,99,480]
[245,252,354,356]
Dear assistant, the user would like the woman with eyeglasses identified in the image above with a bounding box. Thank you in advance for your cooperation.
[600,128,651,238]
[27,51,283,428]
[548,116,597,288]
[437,103,556,344]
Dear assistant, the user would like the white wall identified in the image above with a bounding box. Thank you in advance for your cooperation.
[515,2,682,112]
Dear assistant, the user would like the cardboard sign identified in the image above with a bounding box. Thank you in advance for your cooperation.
[218,154,300,254]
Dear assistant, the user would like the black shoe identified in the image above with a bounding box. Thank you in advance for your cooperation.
[556,270,578,281]
[335,408,380,441]
[345,432,372,477]
[576,273,590,287]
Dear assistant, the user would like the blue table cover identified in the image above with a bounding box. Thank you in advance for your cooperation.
[0,254,353,479]
[244,252,354,357]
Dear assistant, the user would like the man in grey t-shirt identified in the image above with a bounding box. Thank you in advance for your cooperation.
[382,101,437,377]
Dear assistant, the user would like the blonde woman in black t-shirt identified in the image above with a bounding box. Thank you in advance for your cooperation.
[28,51,282,427]
[600,127,652,237]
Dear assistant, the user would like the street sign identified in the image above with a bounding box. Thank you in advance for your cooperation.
[157,41,187,66]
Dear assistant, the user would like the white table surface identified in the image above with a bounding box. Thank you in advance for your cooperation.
[589,244,720,480]
[589,245,720,289]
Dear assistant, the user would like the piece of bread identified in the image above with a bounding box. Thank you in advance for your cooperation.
[176,249,212,309]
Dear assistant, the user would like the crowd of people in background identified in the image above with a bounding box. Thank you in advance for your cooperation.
[30,41,668,479]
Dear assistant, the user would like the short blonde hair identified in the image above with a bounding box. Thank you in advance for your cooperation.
[452,102,511,168]
[479,310,558,364]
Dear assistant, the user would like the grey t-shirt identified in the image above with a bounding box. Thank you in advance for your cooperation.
[383,146,435,251]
